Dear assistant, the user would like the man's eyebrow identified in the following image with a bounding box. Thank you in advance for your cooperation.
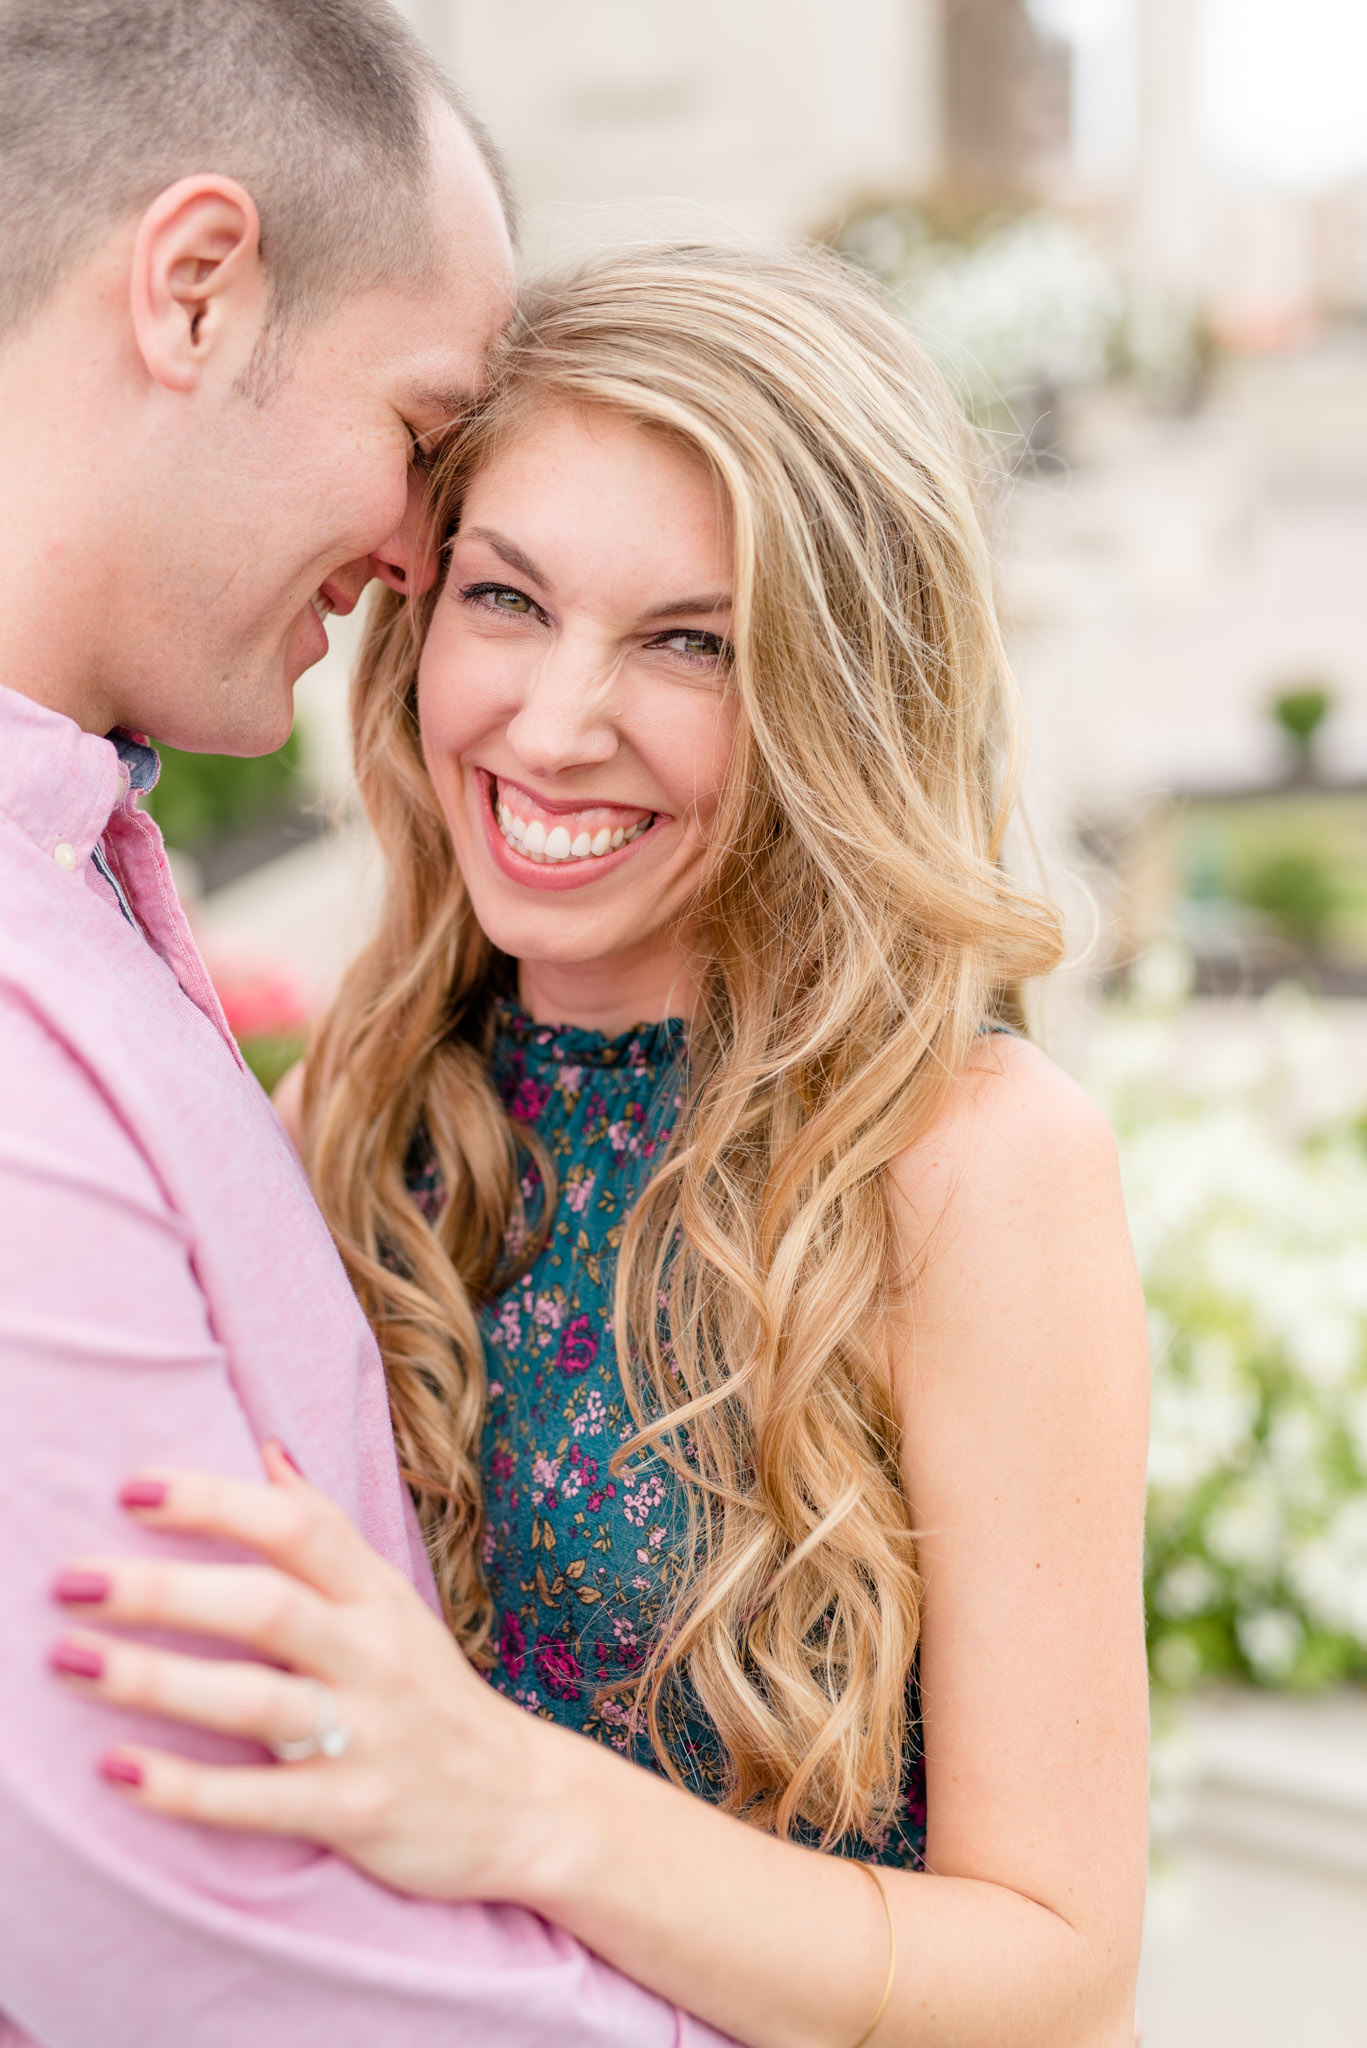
[411,386,482,438]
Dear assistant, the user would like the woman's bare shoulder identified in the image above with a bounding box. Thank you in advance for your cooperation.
[889,1031,1120,1257]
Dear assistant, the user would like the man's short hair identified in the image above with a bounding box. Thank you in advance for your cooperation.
[0,0,510,345]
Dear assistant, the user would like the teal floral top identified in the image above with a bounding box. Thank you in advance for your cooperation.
[408,1000,926,1868]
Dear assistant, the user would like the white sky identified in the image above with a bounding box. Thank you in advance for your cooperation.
[1031,0,1367,192]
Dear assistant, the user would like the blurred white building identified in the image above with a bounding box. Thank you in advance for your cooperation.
[399,0,943,262]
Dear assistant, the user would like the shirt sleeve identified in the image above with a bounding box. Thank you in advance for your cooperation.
[0,990,729,2048]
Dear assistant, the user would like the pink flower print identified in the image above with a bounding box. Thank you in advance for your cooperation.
[509,1076,550,1121]
[563,1172,595,1215]
[499,1610,526,1679]
[557,1063,584,1095]
[622,1471,666,1528]
[571,1389,607,1437]
[586,1493,602,1512]
[648,1526,665,1547]
[533,1635,583,1701]
[531,1453,560,1504]
[496,1301,521,1347]
[610,1615,643,1670]
[533,1295,563,1330]
[557,1314,598,1376]
[636,1548,650,1564]
[490,1447,515,1481]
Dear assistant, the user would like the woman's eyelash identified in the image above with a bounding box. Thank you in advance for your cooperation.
[459,580,540,617]
[652,629,731,666]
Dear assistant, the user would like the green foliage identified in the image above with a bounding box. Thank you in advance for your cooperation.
[1238,848,1341,948]
[239,1030,309,1095]
[1272,684,1332,751]
[146,733,303,853]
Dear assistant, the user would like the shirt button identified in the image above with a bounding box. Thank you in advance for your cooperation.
[53,841,77,871]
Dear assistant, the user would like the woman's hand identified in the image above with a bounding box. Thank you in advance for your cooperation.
[48,1445,562,1902]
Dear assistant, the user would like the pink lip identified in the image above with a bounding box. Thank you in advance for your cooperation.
[474,769,668,893]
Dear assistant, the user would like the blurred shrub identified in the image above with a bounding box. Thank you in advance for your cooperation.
[832,200,1122,426]
[1087,973,1367,1698]
[1238,848,1341,949]
[1271,681,1334,782]
[1273,685,1332,750]
[147,733,303,853]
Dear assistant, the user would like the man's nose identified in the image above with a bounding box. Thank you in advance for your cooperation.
[368,467,440,596]
[329,469,439,610]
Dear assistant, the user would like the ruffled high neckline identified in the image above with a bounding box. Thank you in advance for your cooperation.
[492,999,687,1073]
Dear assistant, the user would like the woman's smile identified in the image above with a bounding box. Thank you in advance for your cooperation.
[475,767,671,891]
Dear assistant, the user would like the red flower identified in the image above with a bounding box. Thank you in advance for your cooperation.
[533,1634,583,1700]
[213,967,309,1042]
[499,1610,526,1680]
[509,1076,550,1121]
[556,1314,598,1375]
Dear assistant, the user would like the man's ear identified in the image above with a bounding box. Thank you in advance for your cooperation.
[129,176,266,394]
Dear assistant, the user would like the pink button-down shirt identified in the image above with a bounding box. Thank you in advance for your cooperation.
[0,685,730,2048]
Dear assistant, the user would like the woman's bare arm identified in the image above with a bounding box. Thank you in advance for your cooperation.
[49,1039,1150,2048]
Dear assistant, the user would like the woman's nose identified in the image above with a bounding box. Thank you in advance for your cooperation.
[505,640,620,775]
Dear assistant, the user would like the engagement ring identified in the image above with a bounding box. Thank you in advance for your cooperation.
[269,1678,352,1763]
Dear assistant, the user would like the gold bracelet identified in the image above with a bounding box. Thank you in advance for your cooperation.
[849,1861,896,2048]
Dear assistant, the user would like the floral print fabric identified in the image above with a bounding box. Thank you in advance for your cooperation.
[408,1000,926,1868]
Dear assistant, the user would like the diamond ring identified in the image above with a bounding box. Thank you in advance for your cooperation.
[269,1678,352,1763]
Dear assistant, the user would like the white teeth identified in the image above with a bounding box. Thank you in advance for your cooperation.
[311,591,333,622]
[493,784,653,865]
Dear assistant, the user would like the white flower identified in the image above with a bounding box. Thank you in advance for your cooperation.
[1236,1609,1304,1681]
[1289,1499,1367,1644]
[1083,986,1367,1691]
[1205,1481,1285,1577]
[1155,1557,1221,1620]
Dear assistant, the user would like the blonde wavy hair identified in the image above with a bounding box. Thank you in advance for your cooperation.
[303,244,1063,1846]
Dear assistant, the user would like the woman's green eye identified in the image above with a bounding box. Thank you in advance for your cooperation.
[459,582,537,616]
[660,629,726,661]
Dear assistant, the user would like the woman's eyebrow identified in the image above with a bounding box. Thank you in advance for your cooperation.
[461,529,731,624]
[464,527,545,584]
[639,594,732,623]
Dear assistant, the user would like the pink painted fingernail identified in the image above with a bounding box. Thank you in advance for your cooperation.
[278,1446,304,1476]
[51,1642,105,1680]
[99,1753,143,1789]
[53,1571,111,1605]
[119,1478,167,1510]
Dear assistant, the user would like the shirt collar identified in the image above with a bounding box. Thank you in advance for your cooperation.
[109,730,160,796]
[0,683,128,867]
